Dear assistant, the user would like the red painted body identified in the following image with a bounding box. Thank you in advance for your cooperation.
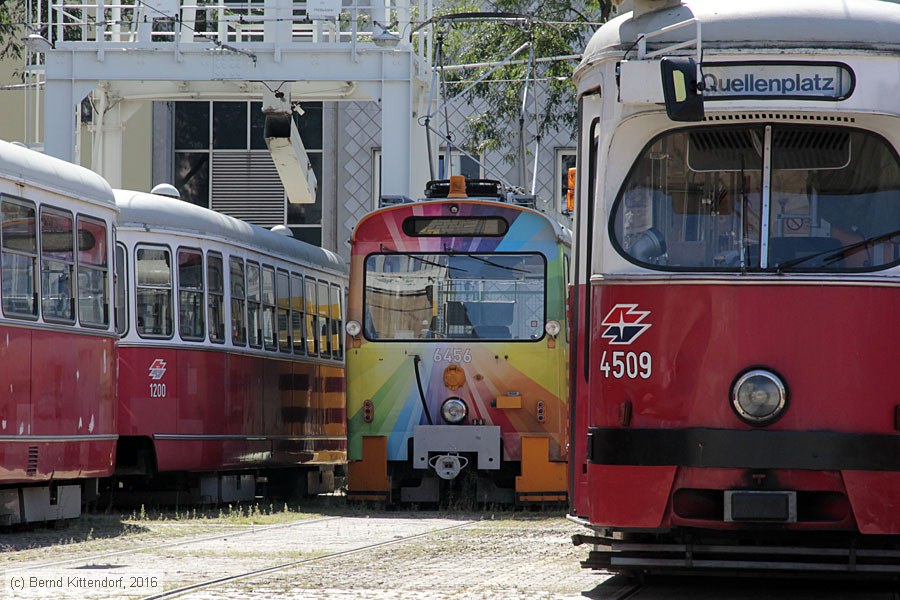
[117,345,346,472]
[573,282,900,534]
[0,325,116,483]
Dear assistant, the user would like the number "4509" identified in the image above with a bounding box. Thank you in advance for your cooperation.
[600,351,651,379]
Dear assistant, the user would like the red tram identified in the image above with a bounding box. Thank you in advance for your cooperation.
[112,189,348,503]
[0,140,118,524]
[569,0,900,576]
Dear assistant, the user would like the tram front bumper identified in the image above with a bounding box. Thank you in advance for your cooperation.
[411,425,501,472]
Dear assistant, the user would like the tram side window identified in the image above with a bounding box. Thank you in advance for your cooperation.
[330,282,344,360]
[1,197,38,318]
[207,252,225,343]
[247,261,262,348]
[291,272,305,355]
[77,216,109,327]
[178,248,205,341]
[276,269,291,352]
[261,265,277,351]
[305,277,318,356]
[40,207,75,323]
[136,246,173,337]
[230,257,247,346]
[115,244,128,335]
[318,279,331,358]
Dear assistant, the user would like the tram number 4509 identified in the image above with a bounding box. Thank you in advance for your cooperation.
[599,351,651,379]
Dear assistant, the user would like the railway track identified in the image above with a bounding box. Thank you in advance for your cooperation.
[3,516,343,575]
[142,520,476,599]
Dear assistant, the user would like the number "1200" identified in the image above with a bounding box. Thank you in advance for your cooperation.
[600,351,651,379]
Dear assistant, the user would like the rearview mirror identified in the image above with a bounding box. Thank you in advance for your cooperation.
[661,57,704,122]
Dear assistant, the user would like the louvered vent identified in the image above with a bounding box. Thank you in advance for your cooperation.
[211,152,286,228]
[27,445,38,476]
[704,113,855,123]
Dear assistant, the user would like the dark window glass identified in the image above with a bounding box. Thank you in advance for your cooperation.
[292,102,322,150]
[213,102,248,149]
[174,152,210,208]
[250,101,267,150]
[174,102,210,150]
[290,227,321,247]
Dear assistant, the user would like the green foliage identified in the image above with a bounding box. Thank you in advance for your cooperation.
[436,0,614,163]
[0,0,26,62]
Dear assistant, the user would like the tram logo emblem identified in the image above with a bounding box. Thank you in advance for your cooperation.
[601,304,651,345]
[148,358,167,380]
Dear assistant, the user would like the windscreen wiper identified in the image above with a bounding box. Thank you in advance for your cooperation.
[775,228,900,273]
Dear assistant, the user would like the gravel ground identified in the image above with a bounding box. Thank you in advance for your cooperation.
[0,499,611,599]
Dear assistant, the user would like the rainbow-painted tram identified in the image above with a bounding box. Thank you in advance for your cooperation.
[569,0,900,576]
[346,178,570,505]
[112,189,347,503]
[0,140,118,524]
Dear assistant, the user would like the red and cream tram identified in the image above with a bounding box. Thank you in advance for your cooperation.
[569,0,900,576]
[113,189,347,503]
[0,140,118,524]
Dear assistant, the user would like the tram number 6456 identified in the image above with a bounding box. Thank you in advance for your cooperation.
[600,351,651,379]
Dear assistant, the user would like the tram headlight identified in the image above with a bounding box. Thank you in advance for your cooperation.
[441,397,468,424]
[731,369,787,426]
[346,320,361,337]
[545,320,561,338]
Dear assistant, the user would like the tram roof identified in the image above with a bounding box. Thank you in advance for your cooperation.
[114,189,346,274]
[0,140,116,208]
[579,0,900,75]
[353,199,572,247]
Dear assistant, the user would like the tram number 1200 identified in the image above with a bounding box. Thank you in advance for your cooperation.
[599,351,651,379]
[149,383,167,398]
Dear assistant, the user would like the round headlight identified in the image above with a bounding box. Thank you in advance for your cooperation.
[731,369,787,426]
[441,397,468,424]
[545,320,561,337]
[345,320,361,337]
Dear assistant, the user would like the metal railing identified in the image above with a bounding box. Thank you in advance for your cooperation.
[27,0,432,60]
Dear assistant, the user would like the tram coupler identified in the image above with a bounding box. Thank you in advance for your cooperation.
[429,454,469,480]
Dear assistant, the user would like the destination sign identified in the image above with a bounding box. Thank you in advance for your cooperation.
[701,62,854,101]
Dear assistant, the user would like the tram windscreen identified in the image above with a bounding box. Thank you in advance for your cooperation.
[612,125,900,271]
[363,253,545,340]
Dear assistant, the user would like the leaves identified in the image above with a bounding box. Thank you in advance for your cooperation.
[436,0,614,164]
[0,0,26,62]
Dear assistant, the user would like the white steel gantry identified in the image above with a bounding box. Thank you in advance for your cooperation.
[25,0,434,199]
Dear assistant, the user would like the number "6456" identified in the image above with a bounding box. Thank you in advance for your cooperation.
[599,351,651,379]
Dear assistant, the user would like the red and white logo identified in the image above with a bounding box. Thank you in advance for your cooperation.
[148,358,167,380]
[600,304,651,345]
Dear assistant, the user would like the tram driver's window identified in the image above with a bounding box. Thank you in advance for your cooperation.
[136,246,173,337]
[613,127,765,269]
